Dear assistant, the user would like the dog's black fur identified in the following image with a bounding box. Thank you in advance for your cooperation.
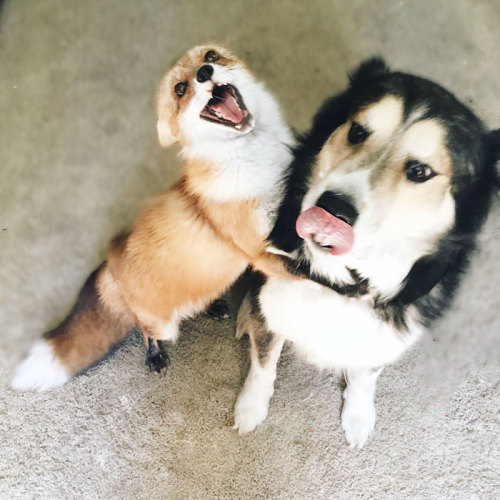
[268,58,499,329]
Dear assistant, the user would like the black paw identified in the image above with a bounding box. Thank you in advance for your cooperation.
[207,299,230,320]
[147,351,170,374]
[146,339,170,374]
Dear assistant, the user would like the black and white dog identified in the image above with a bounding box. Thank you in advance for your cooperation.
[233,59,499,448]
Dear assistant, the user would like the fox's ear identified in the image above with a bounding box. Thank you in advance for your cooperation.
[349,57,389,87]
[156,119,177,148]
[156,76,179,148]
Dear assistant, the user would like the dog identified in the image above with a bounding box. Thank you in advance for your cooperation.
[12,44,294,391]
[233,58,499,448]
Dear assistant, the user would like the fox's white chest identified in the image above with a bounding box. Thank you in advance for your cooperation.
[259,278,423,369]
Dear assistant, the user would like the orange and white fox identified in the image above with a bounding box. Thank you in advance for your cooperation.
[12,44,294,391]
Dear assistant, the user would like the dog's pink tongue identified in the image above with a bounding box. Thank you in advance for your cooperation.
[296,206,354,255]
[211,89,247,124]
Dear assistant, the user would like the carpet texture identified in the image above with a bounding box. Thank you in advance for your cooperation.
[1,1,499,498]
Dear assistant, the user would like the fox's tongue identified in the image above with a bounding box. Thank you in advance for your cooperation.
[296,206,354,255]
[211,88,247,124]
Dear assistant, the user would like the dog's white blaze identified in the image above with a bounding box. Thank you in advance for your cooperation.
[11,340,71,391]
[302,167,371,220]
[260,278,423,370]
[360,96,403,139]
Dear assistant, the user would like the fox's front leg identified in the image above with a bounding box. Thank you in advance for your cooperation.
[138,319,179,374]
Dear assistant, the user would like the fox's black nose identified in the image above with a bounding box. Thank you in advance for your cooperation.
[196,64,213,83]
[316,191,359,226]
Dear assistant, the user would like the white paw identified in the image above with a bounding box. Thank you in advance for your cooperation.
[11,340,71,391]
[233,391,270,435]
[341,401,376,449]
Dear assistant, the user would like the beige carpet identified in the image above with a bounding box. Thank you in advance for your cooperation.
[1,0,499,498]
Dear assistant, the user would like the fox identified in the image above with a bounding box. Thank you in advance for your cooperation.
[12,43,294,391]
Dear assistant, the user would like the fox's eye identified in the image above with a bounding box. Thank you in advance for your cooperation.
[204,50,219,63]
[405,160,437,183]
[347,121,370,145]
[174,82,188,97]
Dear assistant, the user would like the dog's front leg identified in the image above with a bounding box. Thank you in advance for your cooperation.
[341,366,383,449]
[233,292,284,434]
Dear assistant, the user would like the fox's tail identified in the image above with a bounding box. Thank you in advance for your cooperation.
[11,263,136,391]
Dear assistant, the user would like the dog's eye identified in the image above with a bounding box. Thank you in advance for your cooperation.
[347,121,370,145]
[405,160,437,183]
[204,50,219,63]
[174,82,188,97]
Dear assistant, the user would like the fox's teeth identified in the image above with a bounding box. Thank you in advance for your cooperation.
[235,124,242,130]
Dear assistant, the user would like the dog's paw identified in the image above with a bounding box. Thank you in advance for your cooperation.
[233,392,270,435]
[341,401,376,449]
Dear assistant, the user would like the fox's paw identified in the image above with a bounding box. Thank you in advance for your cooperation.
[146,339,170,374]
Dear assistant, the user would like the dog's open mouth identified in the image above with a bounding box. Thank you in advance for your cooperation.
[296,207,354,256]
[200,84,250,130]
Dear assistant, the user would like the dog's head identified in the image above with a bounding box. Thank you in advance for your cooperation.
[156,44,259,149]
[277,59,499,307]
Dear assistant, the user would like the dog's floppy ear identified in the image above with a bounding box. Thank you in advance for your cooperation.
[349,57,389,87]
[156,119,177,148]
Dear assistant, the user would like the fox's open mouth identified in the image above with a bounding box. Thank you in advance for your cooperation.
[200,84,250,129]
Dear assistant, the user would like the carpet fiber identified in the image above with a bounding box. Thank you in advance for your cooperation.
[1,1,499,498]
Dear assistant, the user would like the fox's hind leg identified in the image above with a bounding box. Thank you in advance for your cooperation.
[145,337,170,374]
[135,313,181,375]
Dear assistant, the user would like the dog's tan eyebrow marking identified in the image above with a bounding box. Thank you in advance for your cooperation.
[399,119,451,176]
[400,119,448,166]
[355,95,403,138]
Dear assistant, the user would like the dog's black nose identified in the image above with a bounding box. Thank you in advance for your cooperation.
[196,65,214,83]
[316,191,359,226]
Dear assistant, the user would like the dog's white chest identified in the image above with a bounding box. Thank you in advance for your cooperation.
[259,278,422,369]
